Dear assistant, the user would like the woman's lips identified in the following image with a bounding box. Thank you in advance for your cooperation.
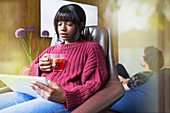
[60,33,68,37]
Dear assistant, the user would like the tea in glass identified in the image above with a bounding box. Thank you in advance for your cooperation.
[50,54,65,71]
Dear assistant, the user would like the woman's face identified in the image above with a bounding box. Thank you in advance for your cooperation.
[57,21,77,42]
[140,53,146,67]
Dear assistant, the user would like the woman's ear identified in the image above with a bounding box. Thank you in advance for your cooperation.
[80,22,85,29]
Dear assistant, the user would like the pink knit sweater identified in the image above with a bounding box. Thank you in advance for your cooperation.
[29,38,108,110]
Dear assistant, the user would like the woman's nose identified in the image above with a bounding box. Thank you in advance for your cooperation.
[61,24,66,31]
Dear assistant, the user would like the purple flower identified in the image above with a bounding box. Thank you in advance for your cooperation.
[27,25,36,33]
[42,30,50,37]
[15,28,26,38]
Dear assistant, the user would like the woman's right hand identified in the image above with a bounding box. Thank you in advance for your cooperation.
[39,53,51,72]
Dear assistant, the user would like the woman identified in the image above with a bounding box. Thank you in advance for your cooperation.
[0,4,108,112]
[117,46,164,90]
[110,46,164,112]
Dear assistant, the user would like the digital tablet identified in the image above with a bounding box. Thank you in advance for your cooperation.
[0,74,49,97]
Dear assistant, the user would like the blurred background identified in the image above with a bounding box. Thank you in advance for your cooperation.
[118,0,170,76]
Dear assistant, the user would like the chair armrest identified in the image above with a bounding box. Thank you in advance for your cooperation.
[72,81,124,113]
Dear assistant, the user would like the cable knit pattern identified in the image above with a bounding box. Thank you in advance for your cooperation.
[29,38,108,110]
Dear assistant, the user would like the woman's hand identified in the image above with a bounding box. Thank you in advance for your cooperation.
[121,78,130,90]
[29,80,66,104]
[39,53,51,72]
[118,75,131,90]
[123,83,131,91]
[118,75,126,83]
[122,78,130,85]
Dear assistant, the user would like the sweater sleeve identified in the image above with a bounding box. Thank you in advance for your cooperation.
[64,43,109,110]
[23,48,51,76]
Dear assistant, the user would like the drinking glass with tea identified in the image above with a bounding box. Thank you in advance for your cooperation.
[50,54,65,71]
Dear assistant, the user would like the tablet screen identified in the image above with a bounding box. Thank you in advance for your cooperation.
[0,74,49,97]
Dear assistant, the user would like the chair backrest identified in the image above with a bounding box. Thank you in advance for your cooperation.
[82,26,120,81]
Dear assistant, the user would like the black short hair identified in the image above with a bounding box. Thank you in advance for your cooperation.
[54,4,86,41]
[144,46,164,72]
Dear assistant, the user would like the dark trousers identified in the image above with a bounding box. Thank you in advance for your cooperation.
[116,64,130,79]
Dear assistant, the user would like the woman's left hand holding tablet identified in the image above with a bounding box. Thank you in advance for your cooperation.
[29,80,66,104]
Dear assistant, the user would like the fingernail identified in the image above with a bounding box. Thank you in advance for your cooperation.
[32,80,36,83]
[29,83,33,87]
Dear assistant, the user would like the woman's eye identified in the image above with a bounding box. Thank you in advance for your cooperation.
[57,23,62,26]
[67,24,72,26]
